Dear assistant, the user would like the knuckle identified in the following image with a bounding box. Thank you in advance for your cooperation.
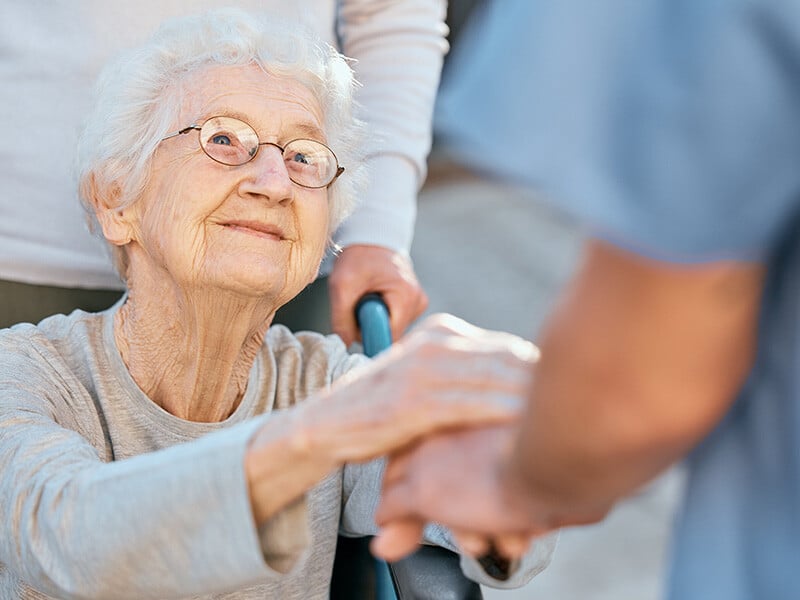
[419,312,462,335]
[417,291,430,312]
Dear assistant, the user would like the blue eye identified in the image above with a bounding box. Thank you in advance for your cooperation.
[210,134,232,146]
[292,152,310,165]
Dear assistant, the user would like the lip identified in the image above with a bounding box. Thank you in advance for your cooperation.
[221,220,288,240]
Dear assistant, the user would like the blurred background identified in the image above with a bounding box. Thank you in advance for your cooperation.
[411,2,687,598]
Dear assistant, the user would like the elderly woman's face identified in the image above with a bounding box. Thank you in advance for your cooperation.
[128,64,330,304]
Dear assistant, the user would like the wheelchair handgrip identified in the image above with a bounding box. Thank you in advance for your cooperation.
[355,293,392,358]
[352,293,485,600]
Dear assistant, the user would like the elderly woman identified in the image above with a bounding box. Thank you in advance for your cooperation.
[0,9,555,599]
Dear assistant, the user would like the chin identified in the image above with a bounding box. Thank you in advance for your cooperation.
[203,252,315,301]
[223,273,311,305]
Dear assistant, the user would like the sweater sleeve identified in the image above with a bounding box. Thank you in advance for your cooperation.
[0,376,294,599]
[333,0,449,253]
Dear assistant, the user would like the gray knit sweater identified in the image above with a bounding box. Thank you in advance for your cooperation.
[0,306,554,599]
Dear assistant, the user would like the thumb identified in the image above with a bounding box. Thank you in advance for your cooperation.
[328,279,360,346]
[370,518,426,562]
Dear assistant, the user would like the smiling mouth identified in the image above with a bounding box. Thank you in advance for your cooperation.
[221,221,287,240]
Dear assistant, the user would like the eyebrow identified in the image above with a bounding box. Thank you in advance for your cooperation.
[289,122,327,142]
[204,110,326,143]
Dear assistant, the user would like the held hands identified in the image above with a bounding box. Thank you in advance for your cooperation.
[328,244,429,346]
[303,314,539,465]
[245,315,539,530]
[371,424,547,563]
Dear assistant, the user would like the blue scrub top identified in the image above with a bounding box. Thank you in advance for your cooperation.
[438,1,800,597]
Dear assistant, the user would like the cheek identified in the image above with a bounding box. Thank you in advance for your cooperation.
[297,197,330,256]
[285,197,329,287]
[133,181,211,267]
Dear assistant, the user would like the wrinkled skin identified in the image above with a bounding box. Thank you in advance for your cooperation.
[92,65,330,422]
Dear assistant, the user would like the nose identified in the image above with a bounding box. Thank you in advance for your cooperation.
[237,143,294,205]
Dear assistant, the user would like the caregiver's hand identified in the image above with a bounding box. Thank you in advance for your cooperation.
[371,424,544,562]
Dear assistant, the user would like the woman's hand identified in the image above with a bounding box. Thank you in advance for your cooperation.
[302,313,538,464]
[245,314,539,526]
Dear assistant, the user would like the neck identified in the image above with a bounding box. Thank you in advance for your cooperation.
[114,279,275,423]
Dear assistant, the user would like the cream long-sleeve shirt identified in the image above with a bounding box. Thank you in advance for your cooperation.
[0,1,447,289]
[0,307,556,599]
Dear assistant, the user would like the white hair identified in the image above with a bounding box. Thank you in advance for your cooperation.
[76,8,365,278]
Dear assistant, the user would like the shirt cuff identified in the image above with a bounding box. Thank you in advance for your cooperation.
[422,523,558,589]
[459,531,559,589]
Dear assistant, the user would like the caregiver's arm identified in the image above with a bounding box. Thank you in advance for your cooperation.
[509,239,764,526]
[373,238,766,556]
[329,0,446,344]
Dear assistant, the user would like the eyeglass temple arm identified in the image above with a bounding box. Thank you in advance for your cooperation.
[327,166,345,188]
[161,126,201,141]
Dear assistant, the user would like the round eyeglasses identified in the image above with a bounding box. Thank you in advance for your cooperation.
[161,116,345,189]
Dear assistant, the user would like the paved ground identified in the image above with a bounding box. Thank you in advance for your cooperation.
[410,165,686,600]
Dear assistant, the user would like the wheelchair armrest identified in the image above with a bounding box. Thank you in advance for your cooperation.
[388,545,483,600]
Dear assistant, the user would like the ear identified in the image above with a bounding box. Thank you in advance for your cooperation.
[86,173,135,246]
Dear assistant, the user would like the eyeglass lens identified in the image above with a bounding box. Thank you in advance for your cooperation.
[199,116,338,188]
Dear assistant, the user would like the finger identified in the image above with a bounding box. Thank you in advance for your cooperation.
[414,287,430,317]
[451,529,491,557]
[384,287,429,342]
[381,445,417,488]
[370,405,519,463]
[414,314,539,364]
[328,281,359,346]
[491,533,533,559]
[342,341,528,416]
[402,337,537,392]
[370,518,426,562]
[311,392,517,466]
[411,390,523,431]
[366,404,519,464]
[383,290,411,343]
[375,477,417,526]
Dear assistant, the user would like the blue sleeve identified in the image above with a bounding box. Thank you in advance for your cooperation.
[464,0,800,263]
